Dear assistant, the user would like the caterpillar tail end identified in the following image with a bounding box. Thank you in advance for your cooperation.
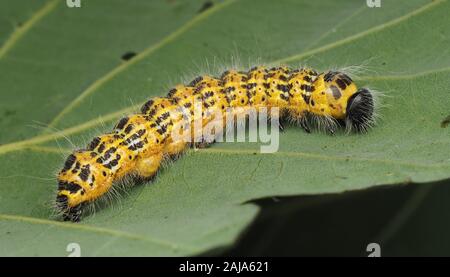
[55,194,83,222]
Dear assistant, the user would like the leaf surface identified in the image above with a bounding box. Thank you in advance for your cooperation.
[0,0,449,256]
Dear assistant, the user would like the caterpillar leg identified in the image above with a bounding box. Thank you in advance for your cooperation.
[165,141,187,155]
[278,123,284,132]
[299,116,311,133]
[135,152,163,178]
[165,140,188,161]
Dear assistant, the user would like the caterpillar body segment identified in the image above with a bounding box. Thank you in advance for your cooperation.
[56,66,376,221]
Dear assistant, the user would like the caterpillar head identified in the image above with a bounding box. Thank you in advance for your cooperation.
[56,151,112,221]
[345,88,374,132]
[308,71,374,132]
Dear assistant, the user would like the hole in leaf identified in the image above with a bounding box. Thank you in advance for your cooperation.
[121,51,137,61]
[197,1,213,13]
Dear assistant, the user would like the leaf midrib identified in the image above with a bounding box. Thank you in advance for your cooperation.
[0,213,199,253]
[0,0,59,59]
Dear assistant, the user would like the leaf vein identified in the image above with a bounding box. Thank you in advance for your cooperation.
[45,0,238,129]
[0,213,198,252]
[0,0,59,59]
[272,0,446,65]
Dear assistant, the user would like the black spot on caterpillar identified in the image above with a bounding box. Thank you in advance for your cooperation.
[55,66,377,221]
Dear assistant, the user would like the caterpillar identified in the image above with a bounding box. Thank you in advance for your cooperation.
[56,66,376,222]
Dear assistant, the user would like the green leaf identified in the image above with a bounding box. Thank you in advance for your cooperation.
[0,0,449,256]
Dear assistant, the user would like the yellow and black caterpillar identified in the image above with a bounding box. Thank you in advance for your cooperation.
[56,66,375,221]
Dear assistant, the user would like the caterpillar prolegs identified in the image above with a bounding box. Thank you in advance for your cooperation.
[56,66,375,221]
